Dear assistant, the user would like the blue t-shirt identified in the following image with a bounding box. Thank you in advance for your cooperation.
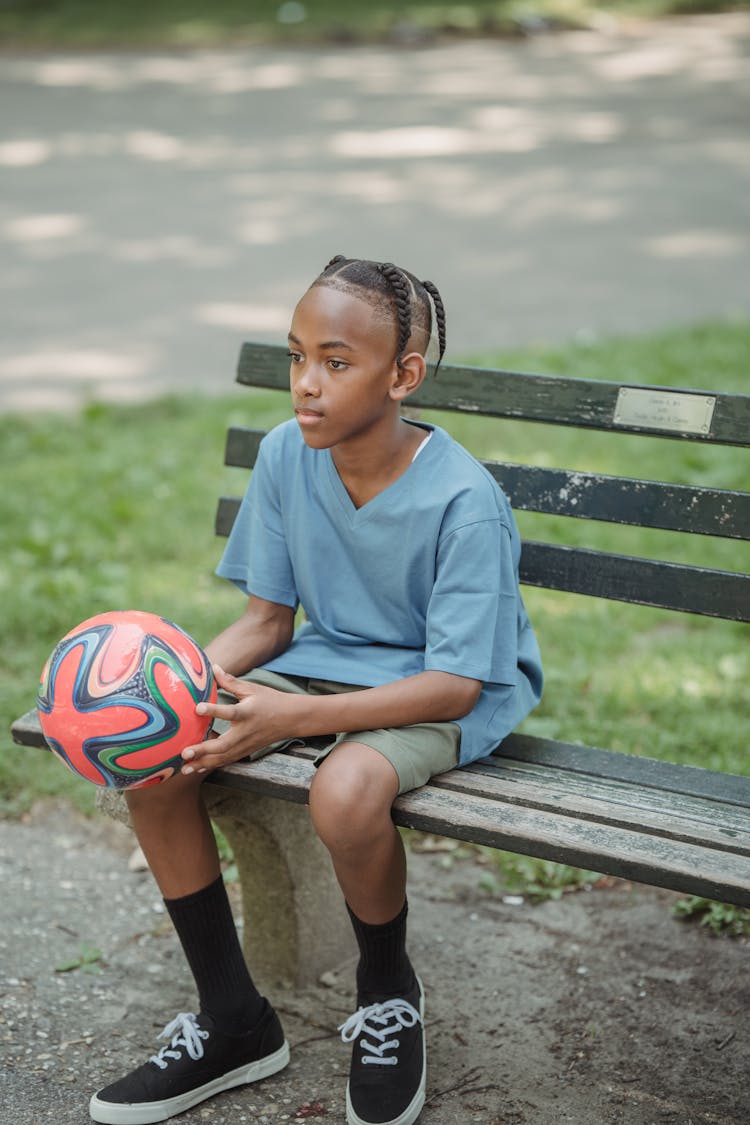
[216,419,542,765]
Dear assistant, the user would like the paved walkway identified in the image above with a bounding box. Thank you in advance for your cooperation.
[1,13,749,412]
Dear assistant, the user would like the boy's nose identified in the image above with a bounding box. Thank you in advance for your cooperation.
[294,366,321,396]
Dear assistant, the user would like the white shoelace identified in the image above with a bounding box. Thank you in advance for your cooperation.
[339,998,421,1067]
[148,1012,209,1070]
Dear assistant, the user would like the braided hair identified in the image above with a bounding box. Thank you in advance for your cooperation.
[313,255,446,375]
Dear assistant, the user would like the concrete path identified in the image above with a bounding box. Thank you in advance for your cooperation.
[1,13,749,413]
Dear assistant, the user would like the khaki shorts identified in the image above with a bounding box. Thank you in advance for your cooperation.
[217,668,460,796]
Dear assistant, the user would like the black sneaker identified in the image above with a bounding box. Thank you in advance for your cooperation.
[339,976,425,1125]
[89,1001,289,1124]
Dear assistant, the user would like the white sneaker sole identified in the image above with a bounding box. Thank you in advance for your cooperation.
[88,1039,290,1124]
[345,978,426,1125]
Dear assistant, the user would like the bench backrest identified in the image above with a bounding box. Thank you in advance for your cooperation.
[216,343,750,623]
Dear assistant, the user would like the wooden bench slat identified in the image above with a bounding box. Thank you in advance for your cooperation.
[280,735,750,854]
[429,763,750,857]
[214,753,750,907]
[395,781,750,907]
[224,426,263,469]
[216,498,750,620]
[10,710,47,750]
[215,495,241,537]
[520,541,749,620]
[492,733,750,806]
[490,463,749,539]
[237,343,750,446]
[224,426,749,540]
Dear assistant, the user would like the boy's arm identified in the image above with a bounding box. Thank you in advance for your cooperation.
[181,666,481,774]
[204,595,295,676]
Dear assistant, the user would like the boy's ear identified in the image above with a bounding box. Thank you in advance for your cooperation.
[389,351,427,401]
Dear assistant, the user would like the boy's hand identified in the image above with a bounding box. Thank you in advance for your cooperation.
[180,666,297,774]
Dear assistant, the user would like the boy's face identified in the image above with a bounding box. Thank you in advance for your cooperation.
[288,285,402,451]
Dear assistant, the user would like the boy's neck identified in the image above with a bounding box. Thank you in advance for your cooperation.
[331,418,425,510]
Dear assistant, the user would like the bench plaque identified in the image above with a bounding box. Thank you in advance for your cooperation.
[614,387,716,435]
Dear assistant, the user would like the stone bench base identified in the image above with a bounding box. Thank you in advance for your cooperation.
[96,785,355,991]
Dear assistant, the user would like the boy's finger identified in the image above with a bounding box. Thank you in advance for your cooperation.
[211,664,244,687]
[181,733,225,763]
[182,746,226,773]
[195,699,242,720]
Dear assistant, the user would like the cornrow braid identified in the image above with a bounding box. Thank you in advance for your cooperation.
[421,279,446,376]
[378,262,412,370]
[312,255,447,375]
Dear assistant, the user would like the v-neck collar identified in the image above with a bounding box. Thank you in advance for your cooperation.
[324,422,437,526]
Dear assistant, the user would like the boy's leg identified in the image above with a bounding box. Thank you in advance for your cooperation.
[309,742,415,994]
[126,771,265,1030]
[126,768,219,899]
[309,741,405,922]
[89,773,289,1125]
[309,743,425,1125]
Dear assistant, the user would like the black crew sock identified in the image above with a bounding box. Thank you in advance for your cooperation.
[347,899,417,1001]
[164,873,265,1034]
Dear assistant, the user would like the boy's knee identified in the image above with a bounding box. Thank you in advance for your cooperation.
[308,747,396,853]
[309,764,364,842]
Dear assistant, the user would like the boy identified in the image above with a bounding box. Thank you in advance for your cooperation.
[89,256,542,1125]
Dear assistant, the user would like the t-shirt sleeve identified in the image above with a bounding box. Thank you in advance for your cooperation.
[214,440,299,609]
[424,518,519,685]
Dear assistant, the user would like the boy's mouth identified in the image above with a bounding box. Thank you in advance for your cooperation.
[295,407,324,423]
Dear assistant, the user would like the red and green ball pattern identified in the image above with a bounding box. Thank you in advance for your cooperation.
[37,610,217,789]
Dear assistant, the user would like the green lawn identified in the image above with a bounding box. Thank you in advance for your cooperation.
[0,0,746,48]
[1,318,748,817]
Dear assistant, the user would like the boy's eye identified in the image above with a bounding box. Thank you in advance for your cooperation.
[287,351,303,363]
[328,359,347,371]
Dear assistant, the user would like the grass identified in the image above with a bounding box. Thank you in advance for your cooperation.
[1,317,748,821]
[0,0,746,50]
[672,896,750,937]
[1,389,261,814]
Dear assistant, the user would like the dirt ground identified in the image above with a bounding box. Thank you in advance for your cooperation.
[2,800,748,1125]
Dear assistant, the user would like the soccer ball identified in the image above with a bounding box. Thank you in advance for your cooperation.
[37,610,217,789]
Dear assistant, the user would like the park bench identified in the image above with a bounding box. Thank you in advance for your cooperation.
[11,342,750,989]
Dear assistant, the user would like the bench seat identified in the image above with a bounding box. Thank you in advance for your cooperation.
[12,710,750,909]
